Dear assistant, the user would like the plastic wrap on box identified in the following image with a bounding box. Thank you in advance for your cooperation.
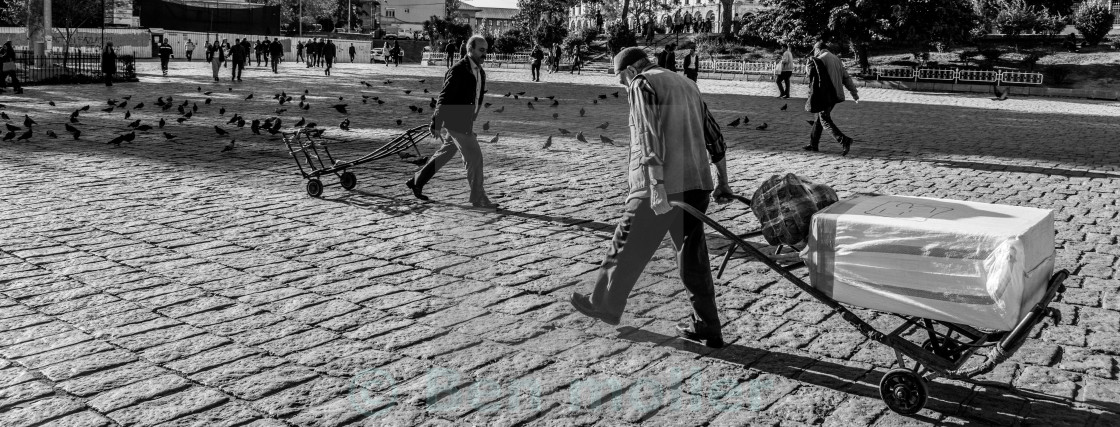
[800,195,1055,331]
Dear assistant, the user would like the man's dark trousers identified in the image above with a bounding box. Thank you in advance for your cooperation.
[590,190,720,330]
[413,129,487,205]
[231,60,243,80]
[809,103,848,148]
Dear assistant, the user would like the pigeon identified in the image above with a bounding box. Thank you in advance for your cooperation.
[295,117,306,127]
[123,131,136,142]
[423,89,430,93]
[332,104,348,114]
[376,100,385,105]
[275,108,287,114]
[488,133,500,143]
[494,106,505,113]
[23,115,35,127]
[542,135,552,150]
[300,94,307,102]
[124,110,131,120]
[727,118,741,127]
[16,129,31,141]
[69,116,79,124]
[118,101,128,109]
[534,96,539,101]
[514,95,519,100]
[517,92,526,96]
[2,131,13,141]
[595,121,609,130]
[245,93,254,100]
[527,102,534,110]
[430,98,437,108]
[221,139,236,152]
[558,128,571,135]
[163,132,176,140]
[993,86,1009,101]
[219,107,226,115]
[159,118,166,128]
[339,118,350,131]
[251,119,261,134]
[383,80,392,85]
[65,123,81,139]
[192,103,198,113]
[552,113,558,119]
[79,105,89,112]
[404,90,412,95]
[134,102,144,110]
[593,99,598,104]
[214,126,229,136]
[101,106,114,113]
[598,94,607,99]
[418,79,425,83]
[106,133,128,146]
[235,117,246,128]
[46,130,58,138]
[418,107,423,114]
[551,100,559,108]
[576,131,587,143]
[504,92,511,97]
[0,112,7,120]
[398,151,417,159]
[301,103,310,110]
[744,116,750,124]
[395,119,403,125]
[204,91,213,95]
[48,101,55,106]
[579,107,586,117]
[482,121,490,131]
[484,102,492,108]
[136,125,153,131]
[127,119,141,128]
[122,95,131,100]
[176,117,188,124]
[304,121,317,129]
[226,115,239,125]
[780,103,787,111]
[756,122,769,130]
[5,123,19,132]
[408,105,418,112]
[156,97,166,106]
[338,96,344,101]
[612,92,619,98]
[599,135,615,145]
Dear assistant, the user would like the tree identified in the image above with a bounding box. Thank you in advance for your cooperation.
[719,0,733,35]
[885,0,978,58]
[993,0,1039,38]
[270,0,337,28]
[445,0,462,20]
[827,1,892,73]
[1073,0,1115,46]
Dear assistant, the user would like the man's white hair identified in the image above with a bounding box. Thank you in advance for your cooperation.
[466,35,487,50]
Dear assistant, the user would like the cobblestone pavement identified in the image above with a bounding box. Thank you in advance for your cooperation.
[1,59,1120,427]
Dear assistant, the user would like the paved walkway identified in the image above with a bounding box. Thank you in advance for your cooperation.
[1,59,1119,427]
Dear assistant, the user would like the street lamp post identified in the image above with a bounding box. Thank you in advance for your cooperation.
[299,0,303,37]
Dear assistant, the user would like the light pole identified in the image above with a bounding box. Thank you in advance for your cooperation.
[347,0,351,32]
[299,0,303,37]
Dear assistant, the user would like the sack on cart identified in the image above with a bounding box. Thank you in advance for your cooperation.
[801,194,1055,331]
[750,173,838,247]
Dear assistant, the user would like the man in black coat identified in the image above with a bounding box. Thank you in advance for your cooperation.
[406,35,498,209]
[444,39,457,68]
[270,38,284,73]
[230,38,245,81]
[157,40,173,76]
[323,39,336,75]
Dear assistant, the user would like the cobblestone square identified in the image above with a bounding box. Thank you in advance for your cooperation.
[1,59,1119,426]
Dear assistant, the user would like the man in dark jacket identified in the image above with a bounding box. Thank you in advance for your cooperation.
[530,44,544,82]
[804,41,858,155]
[406,35,497,210]
[230,38,245,81]
[157,40,173,76]
[254,41,263,66]
[270,38,284,73]
[323,39,336,75]
[348,43,356,62]
[99,42,116,88]
[682,43,699,82]
[444,39,457,68]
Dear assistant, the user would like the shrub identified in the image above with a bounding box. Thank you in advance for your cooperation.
[1020,52,1042,70]
[605,22,636,55]
[492,29,526,54]
[1043,64,1072,86]
[977,47,1003,62]
[1073,0,1115,46]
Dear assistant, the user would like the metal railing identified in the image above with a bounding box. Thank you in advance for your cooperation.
[870,66,1043,85]
[8,50,132,84]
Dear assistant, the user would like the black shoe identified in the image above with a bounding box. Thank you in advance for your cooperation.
[840,137,853,156]
[570,293,620,325]
[405,178,429,201]
[676,321,725,348]
[471,201,500,210]
[802,145,819,152]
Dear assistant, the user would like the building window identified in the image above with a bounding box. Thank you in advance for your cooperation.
[385,9,395,18]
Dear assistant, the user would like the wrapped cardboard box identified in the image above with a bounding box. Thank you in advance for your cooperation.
[801,195,1055,331]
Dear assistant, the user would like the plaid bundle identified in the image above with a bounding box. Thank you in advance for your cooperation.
[750,173,839,246]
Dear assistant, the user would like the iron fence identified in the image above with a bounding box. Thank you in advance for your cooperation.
[9,49,133,84]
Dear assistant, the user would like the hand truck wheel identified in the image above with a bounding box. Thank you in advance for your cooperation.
[340,171,357,190]
[306,179,324,197]
[879,369,928,415]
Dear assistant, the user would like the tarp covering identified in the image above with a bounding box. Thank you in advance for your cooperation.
[801,195,1055,331]
[139,0,281,36]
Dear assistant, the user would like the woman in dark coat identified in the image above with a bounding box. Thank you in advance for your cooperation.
[101,42,118,87]
[1,40,22,93]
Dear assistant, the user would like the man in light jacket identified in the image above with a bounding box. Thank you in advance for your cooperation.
[570,47,735,349]
[804,41,859,156]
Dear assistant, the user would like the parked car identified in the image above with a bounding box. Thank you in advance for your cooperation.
[370,47,388,63]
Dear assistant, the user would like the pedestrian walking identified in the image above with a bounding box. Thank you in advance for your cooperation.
[100,42,116,88]
[804,41,858,155]
[204,41,213,62]
[406,35,498,210]
[550,43,562,73]
[323,39,336,75]
[296,41,304,62]
[262,39,271,66]
[775,45,794,98]
[570,47,734,348]
[530,44,544,82]
[157,40,173,76]
[185,39,195,62]
[230,38,245,81]
[220,39,231,67]
[570,44,582,74]
[444,39,457,68]
[383,41,391,67]
[682,43,699,82]
[254,41,263,66]
[595,9,604,33]
[270,38,284,73]
[1,40,23,93]
[209,42,225,81]
[348,43,356,62]
[391,41,402,66]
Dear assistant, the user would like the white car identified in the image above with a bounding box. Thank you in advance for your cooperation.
[370,47,388,63]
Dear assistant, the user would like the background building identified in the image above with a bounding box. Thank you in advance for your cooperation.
[468,4,519,35]
[568,0,767,34]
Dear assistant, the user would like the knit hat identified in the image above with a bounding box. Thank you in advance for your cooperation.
[613,47,648,73]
